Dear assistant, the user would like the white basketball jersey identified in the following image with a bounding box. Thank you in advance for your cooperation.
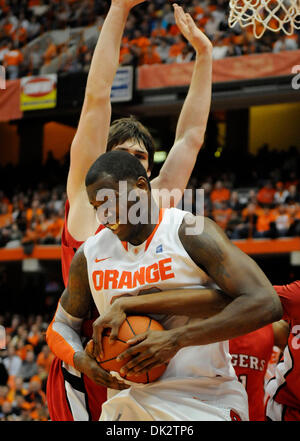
[83,207,248,419]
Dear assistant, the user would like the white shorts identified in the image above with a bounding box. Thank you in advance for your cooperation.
[100,379,249,421]
[265,397,284,421]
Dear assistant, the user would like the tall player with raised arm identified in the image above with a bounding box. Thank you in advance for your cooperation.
[46,2,214,421]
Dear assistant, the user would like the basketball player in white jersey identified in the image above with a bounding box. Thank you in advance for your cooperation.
[46,151,282,421]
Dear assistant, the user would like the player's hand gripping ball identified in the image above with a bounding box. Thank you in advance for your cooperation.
[89,316,167,383]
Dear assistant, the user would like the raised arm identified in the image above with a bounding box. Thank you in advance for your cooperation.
[67,0,146,239]
[46,245,127,390]
[151,4,212,203]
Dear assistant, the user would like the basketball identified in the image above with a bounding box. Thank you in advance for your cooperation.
[97,315,167,384]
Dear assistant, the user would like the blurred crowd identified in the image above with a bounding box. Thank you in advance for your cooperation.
[0,144,300,248]
[199,176,300,240]
[0,0,299,79]
[0,313,52,421]
[0,185,65,251]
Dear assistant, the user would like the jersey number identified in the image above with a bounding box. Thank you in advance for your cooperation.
[238,374,248,390]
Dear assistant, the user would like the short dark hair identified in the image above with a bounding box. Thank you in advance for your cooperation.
[85,150,151,188]
[107,116,155,171]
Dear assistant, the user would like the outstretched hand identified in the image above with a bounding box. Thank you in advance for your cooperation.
[173,3,212,54]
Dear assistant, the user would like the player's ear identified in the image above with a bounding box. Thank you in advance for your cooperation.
[147,169,151,178]
[136,176,149,192]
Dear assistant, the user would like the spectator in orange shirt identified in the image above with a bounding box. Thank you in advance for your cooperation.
[27,324,41,347]
[13,26,28,46]
[42,213,64,244]
[129,29,151,51]
[6,377,27,403]
[168,34,186,62]
[232,202,259,239]
[36,345,55,374]
[16,341,34,362]
[3,41,24,79]
[257,181,275,206]
[140,44,162,65]
[210,180,231,206]
[26,200,43,224]
[254,206,276,238]
[212,201,232,230]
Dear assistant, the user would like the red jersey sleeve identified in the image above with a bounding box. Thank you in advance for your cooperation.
[273,281,300,322]
[61,200,104,287]
[61,200,84,287]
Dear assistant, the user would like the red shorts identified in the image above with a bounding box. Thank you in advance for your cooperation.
[46,356,107,421]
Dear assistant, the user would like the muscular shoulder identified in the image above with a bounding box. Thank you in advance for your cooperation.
[178,213,233,265]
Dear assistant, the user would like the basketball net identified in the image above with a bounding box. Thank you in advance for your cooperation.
[228,0,300,38]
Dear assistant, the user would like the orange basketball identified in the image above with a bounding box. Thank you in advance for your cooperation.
[97,315,167,384]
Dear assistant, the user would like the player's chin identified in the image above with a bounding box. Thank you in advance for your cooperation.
[106,223,130,241]
[116,224,141,242]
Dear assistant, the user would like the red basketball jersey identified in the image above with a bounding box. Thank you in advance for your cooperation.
[61,200,104,287]
[229,324,274,421]
[270,281,300,410]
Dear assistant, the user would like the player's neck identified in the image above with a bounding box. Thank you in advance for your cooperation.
[128,199,160,246]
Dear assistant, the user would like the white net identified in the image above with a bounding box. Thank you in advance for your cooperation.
[228,0,300,38]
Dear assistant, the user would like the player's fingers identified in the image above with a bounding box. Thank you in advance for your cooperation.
[117,338,147,362]
[126,332,147,346]
[110,377,129,390]
[137,361,166,375]
[185,13,196,31]
[126,356,156,375]
[174,5,189,35]
[120,352,150,375]
[92,323,105,359]
[85,339,94,358]
[96,366,126,389]
[109,322,120,343]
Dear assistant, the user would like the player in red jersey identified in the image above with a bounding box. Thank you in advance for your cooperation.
[46,1,214,421]
[265,280,300,421]
[229,320,289,421]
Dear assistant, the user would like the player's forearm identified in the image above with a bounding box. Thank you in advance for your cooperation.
[175,49,212,146]
[116,288,231,318]
[173,289,283,349]
[46,302,84,367]
[85,3,130,101]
